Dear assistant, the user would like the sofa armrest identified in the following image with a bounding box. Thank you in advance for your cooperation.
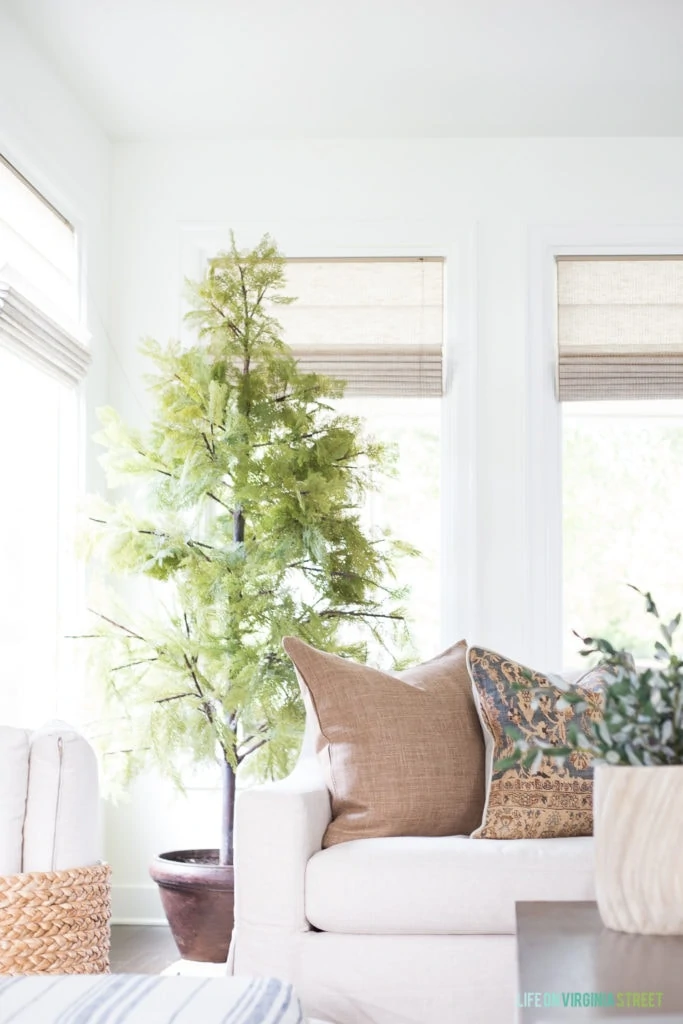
[234,761,331,932]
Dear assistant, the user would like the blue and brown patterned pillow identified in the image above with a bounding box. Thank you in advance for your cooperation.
[466,646,605,839]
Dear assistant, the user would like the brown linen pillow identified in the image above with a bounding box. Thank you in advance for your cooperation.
[282,637,486,848]
[466,645,605,840]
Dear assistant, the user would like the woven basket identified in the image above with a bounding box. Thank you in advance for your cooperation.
[0,862,111,975]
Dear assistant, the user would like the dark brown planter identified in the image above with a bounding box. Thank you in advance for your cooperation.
[150,849,234,963]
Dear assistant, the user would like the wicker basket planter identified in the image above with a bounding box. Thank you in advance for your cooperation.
[0,862,111,975]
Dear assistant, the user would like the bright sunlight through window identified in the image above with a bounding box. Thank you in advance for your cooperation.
[563,400,683,664]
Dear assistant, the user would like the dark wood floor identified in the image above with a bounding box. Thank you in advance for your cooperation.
[110,925,179,974]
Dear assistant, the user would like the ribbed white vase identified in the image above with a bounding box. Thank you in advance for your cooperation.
[594,764,683,934]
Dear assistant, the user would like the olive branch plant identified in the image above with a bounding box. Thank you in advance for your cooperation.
[498,585,683,773]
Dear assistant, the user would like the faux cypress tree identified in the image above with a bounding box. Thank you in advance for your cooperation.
[84,234,413,867]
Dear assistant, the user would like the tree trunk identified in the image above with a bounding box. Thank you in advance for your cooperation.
[219,756,236,866]
[233,507,245,543]
[218,507,244,866]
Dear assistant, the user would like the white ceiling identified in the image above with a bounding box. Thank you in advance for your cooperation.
[6,0,683,140]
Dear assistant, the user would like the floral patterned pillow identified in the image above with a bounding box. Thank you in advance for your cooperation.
[466,646,604,839]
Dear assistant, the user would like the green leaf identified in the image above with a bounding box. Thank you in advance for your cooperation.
[596,720,612,746]
[494,752,522,772]
[503,724,524,741]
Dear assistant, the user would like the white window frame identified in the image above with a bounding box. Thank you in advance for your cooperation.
[178,218,479,656]
[527,224,683,673]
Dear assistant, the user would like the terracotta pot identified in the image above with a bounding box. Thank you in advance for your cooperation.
[594,764,683,934]
[149,849,234,962]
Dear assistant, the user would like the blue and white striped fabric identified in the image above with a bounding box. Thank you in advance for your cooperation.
[0,974,303,1023]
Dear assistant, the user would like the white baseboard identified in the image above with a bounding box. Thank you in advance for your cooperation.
[111,883,167,925]
[161,959,228,976]
[112,917,169,926]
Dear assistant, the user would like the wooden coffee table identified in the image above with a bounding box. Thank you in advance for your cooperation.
[516,902,683,1021]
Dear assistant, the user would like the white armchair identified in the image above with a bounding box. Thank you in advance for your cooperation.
[0,722,110,974]
[0,722,101,875]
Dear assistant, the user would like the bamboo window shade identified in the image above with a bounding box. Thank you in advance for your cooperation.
[273,257,444,397]
[557,255,683,401]
[0,155,87,387]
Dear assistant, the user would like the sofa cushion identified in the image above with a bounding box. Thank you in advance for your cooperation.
[22,722,100,872]
[282,637,485,847]
[305,834,595,934]
[0,726,30,875]
[467,646,605,840]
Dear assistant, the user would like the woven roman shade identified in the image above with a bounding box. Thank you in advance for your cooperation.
[557,256,683,401]
[0,155,78,321]
[0,156,87,387]
[274,257,444,397]
[0,282,90,388]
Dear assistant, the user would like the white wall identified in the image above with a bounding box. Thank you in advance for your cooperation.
[106,135,683,920]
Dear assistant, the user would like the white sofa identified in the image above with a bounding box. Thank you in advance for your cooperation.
[233,755,596,1024]
[0,722,100,875]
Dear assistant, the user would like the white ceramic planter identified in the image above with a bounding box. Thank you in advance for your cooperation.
[594,763,683,934]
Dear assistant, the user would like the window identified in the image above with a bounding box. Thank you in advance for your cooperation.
[339,395,441,659]
[0,156,87,725]
[278,257,444,662]
[559,257,683,662]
